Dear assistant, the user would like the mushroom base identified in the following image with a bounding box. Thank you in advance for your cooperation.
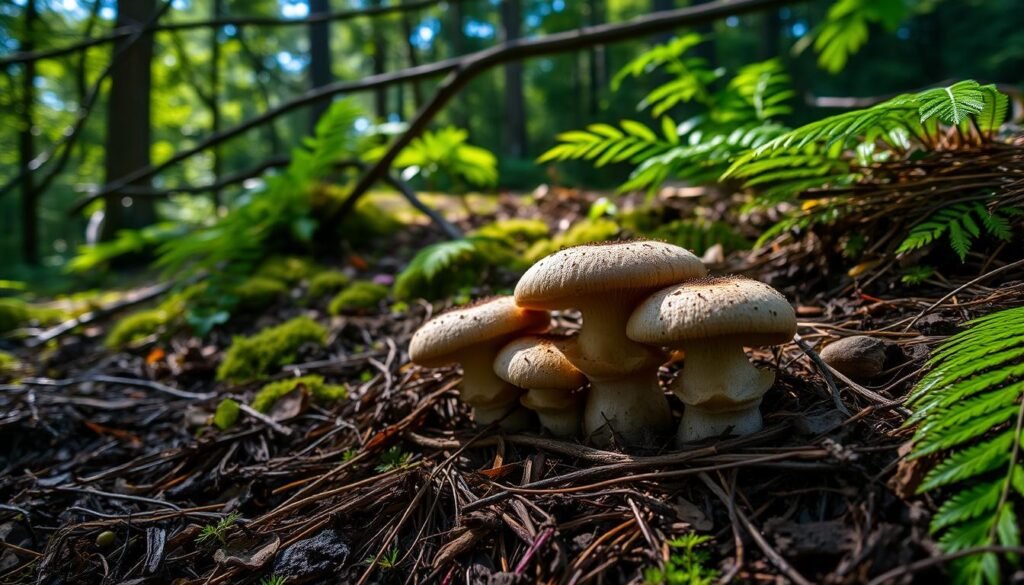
[583,373,672,447]
[677,404,762,445]
[522,388,582,438]
[474,404,536,430]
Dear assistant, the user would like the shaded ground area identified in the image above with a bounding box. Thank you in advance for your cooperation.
[1,188,1022,584]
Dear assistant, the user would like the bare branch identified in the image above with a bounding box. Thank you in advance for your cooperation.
[0,0,443,68]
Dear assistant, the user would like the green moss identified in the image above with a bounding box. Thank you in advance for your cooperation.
[105,308,173,348]
[0,298,31,334]
[339,197,404,241]
[213,398,241,430]
[473,218,549,243]
[251,375,348,413]
[256,256,316,284]
[329,281,388,315]
[307,270,351,298]
[233,276,288,311]
[0,351,18,376]
[217,316,327,383]
[525,218,621,263]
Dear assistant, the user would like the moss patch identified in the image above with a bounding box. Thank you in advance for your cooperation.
[233,276,288,312]
[329,281,388,315]
[525,218,621,263]
[307,270,351,298]
[251,375,348,413]
[0,298,31,334]
[256,256,316,284]
[105,308,174,348]
[0,351,19,376]
[217,316,327,383]
[213,398,241,430]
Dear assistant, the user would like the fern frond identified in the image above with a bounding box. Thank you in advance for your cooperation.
[611,33,704,90]
[897,201,1019,262]
[537,120,674,168]
[906,306,1024,584]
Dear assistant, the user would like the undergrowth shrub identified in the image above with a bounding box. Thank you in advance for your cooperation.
[329,281,389,314]
[251,375,348,413]
[217,316,327,383]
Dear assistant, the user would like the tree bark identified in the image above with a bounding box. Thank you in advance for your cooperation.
[102,0,157,240]
[401,13,423,112]
[447,0,467,129]
[309,0,333,127]
[501,0,527,158]
[586,0,607,117]
[19,0,38,264]
[371,0,388,120]
[210,0,223,206]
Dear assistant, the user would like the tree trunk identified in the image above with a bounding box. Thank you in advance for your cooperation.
[447,0,468,129]
[102,0,157,241]
[308,0,333,128]
[758,7,780,59]
[20,0,38,264]
[501,0,527,158]
[371,0,388,120]
[586,0,607,117]
[210,0,223,207]
[401,13,423,112]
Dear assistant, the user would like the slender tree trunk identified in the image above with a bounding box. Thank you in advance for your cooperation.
[758,7,780,59]
[20,0,38,264]
[210,0,223,207]
[447,0,467,129]
[309,0,333,127]
[401,13,423,111]
[501,0,527,158]
[371,0,387,120]
[102,0,157,241]
[586,0,607,117]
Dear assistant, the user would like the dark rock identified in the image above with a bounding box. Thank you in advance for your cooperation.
[820,335,887,381]
[273,529,349,579]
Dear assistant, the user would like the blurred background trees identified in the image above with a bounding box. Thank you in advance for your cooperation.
[0,0,1022,276]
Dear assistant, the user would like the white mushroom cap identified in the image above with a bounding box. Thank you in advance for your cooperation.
[627,276,796,347]
[494,336,586,390]
[410,297,550,367]
[515,240,707,309]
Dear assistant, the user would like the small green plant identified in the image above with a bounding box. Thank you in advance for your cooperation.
[896,202,1019,262]
[260,576,287,585]
[213,399,241,430]
[900,265,935,286]
[307,270,351,298]
[251,375,348,413]
[643,533,719,585]
[217,317,327,383]
[195,512,241,546]
[328,281,389,314]
[366,126,498,190]
[375,446,412,473]
[366,547,401,570]
[905,306,1024,584]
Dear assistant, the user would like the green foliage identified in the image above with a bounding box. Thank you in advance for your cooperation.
[328,281,389,314]
[366,126,498,190]
[897,202,1020,262]
[217,316,327,383]
[105,308,173,348]
[260,576,287,585]
[67,223,191,274]
[375,446,413,472]
[0,351,19,376]
[901,265,936,286]
[195,512,241,546]
[307,270,352,299]
[799,0,910,74]
[730,81,1007,164]
[251,375,347,413]
[643,533,719,585]
[213,399,241,430]
[905,307,1024,584]
[232,276,288,312]
[366,547,401,570]
[473,218,550,243]
[542,36,795,194]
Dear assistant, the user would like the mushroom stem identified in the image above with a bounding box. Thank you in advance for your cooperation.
[673,339,775,443]
[459,345,530,429]
[521,388,581,438]
[575,298,659,376]
[583,370,672,446]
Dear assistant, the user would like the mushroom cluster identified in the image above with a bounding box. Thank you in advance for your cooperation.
[409,240,796,447]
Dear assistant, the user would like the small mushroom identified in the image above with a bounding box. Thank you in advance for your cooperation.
[819,335,887,381]
[627,276,796,444]
[410,297,549,428]
[494,335,587,438]
[515,240,707,446]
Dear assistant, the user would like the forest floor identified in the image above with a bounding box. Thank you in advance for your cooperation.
[1,186,1022,585]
